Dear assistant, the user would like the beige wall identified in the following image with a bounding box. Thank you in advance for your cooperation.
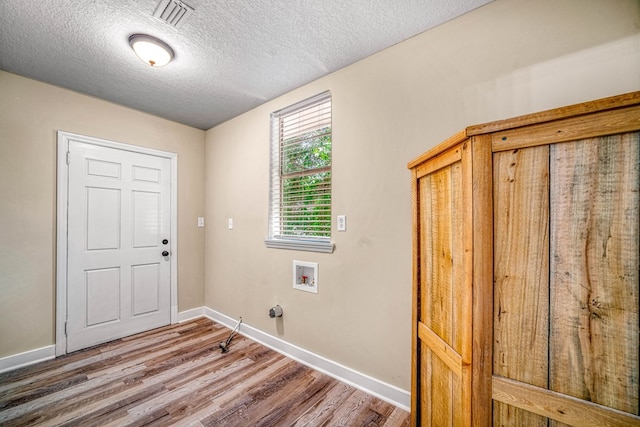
[205,0,640,390]
[0,71,206,358]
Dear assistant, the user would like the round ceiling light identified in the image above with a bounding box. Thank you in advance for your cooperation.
[128,34,174,67]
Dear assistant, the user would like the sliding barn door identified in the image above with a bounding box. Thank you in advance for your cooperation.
[492,132,640,425]
[412,142,473,426]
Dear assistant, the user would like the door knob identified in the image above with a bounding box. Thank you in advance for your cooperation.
[162,239,168,245]
[162,251,169,257]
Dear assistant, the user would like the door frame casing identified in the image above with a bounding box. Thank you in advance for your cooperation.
[56,131,178,356]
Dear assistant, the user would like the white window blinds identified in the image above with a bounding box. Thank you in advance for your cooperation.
[267,92,333,253]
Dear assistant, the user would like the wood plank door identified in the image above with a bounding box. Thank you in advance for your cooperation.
[492,132,640,426]
[65,139,172,352]
[412,142,473,426]
[493,144,551,426]
[549,134,639,420]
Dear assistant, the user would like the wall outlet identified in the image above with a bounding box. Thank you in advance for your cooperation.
[197,217,205,227]
[337,215,346,232]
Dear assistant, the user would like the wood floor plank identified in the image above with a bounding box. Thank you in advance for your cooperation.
[0,319,409,426]
[383,407,412,427]
[161,351,290,426]
[249,371,335,427]
[291,382,357,426]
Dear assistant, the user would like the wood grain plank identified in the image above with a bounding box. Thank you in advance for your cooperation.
[451,159,465,358]
[459,139,474,427]
[407,130,468,169]
[383,406,412,427]
[452,363,463,427]
[418,322,463,377]
[467,91,640,136]
[257,371,345,426]
[417,172,433,427]
[291,382,356,426]
[429,351,453,426]
[491,105,640,152]
[319,386,380,426]
[415,144,462,179]
[410,168,420,427]
[492,144,550,427]
[470,135,494,427]
[421,342,432,426]
[429,165,454,344]
[550,134,640,416]
[419,173,433,331]
[493,375,640,427]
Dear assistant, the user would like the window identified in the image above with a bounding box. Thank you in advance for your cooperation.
[266,92,333,253]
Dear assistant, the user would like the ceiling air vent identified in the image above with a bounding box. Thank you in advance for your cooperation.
[153,0,194,28]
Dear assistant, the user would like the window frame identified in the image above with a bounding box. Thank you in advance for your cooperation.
[265,91,334,253]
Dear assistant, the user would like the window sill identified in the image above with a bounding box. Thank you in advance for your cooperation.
[265,239,335,254]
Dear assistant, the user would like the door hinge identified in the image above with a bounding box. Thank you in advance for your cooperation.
[66,151,70,165]
[64,321,68,335]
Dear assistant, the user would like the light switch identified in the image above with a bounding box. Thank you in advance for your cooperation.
[337,215,346,232]
[197,217,205,227]
[228,218,233,230]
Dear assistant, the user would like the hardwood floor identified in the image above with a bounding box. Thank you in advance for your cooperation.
[0,318,410,426]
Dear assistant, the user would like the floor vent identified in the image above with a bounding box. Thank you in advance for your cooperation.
[153,0,194,28]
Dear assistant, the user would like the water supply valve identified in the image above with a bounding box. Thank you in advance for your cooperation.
[269,305,283,318]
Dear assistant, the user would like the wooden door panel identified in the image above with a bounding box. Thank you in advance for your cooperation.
[420,163,464,349]
[492,132,640,425]
[493,145,550,426]
[417,153,470,425]
[424,166,454,342]
[550,134,640,417]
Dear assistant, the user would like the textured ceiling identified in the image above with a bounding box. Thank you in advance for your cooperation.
[0,0,492,130]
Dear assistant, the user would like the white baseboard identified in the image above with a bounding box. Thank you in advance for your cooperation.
[0,345,56,374]
[177,307,205,323]
[204,307,411,411]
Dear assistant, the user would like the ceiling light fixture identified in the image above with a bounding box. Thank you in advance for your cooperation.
[128,34,174,67]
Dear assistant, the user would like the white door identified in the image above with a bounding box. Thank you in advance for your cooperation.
[66,140,172,352]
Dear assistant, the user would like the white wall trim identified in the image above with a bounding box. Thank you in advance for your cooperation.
[55,131,179,357]
[0,346,55,374]
[178,307,205,322]
[204,307,411,411]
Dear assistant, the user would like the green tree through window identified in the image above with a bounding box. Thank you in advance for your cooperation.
[280,127,331,238]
